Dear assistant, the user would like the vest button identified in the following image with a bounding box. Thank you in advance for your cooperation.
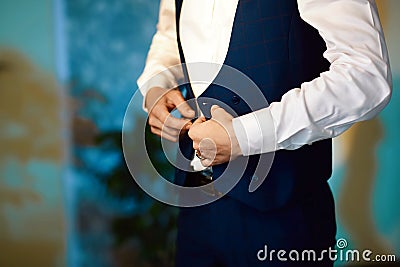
[232,95,240,105]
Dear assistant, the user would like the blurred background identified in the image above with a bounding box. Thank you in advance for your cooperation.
[0,0,399,266]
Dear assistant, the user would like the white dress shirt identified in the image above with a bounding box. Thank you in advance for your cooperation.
[137,0,392,156]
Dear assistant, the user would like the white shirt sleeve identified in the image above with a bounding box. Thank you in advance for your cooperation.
[136,0,182,111]
[232,0,392,156]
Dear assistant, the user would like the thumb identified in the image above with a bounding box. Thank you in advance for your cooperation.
[170,91,195,118]
[211,105,233,125]
[211,105,223,117]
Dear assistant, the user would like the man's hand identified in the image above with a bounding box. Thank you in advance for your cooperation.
[188,105,242,166]
[146,87,195,142]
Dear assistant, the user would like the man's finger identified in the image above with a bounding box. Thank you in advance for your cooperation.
[188,117,206,140]
[193,141,199,151]
[150,115,184,137]
[210,105,233,126]
[200,158,213,167]
[150,126,178,142]
[165,114,192,130]
[161,125,181,137]
[210,105,223,117]
[199,149,216,161]
[153,105,191,130]
[192,116,206,126]
[149,116,182,136]
[168,90,195,119]
[160,130,178,142]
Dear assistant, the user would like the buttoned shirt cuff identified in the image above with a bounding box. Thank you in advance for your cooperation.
[232,108,277,156]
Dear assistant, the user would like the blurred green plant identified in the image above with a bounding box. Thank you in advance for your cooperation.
[76,113,178,267]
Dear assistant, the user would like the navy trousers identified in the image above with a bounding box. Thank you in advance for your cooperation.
[175,181,336,267]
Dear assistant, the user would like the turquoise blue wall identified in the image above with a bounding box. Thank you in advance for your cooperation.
[0,0,55,72]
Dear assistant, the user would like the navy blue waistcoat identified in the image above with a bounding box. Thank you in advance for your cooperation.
[174,0,332,211]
